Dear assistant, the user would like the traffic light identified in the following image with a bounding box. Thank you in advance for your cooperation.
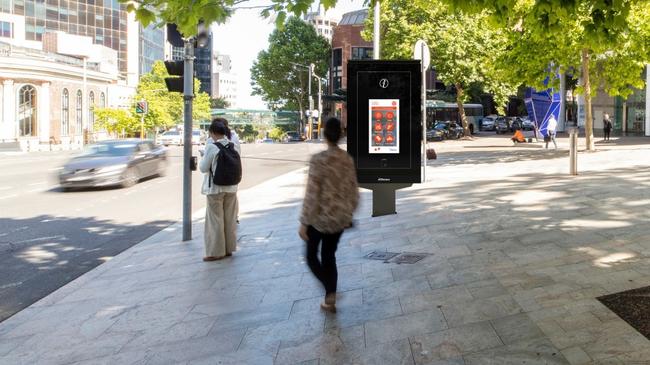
[196,20,209,48]
[164,60,184,93]
[135,100,148,114]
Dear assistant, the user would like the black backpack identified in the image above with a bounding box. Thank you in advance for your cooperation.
[210,142,242,186]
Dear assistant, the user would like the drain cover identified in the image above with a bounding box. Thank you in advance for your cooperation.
[391,253,427,264]
[365,251,399,261]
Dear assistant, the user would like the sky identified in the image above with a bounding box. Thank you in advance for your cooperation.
[212,0,366,110]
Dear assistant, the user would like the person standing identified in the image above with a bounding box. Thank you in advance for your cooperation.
[603,113,612,141]
[299,117,359,313]
[200,119,241,261]
[545,114,558,149]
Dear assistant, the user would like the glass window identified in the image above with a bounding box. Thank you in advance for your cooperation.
[332,48,342,67]
[0,21,12,38]
[61,89,69,136]
[100,92,105,107]
[351,47,373,60]
[75,89,82,134]
[18,85,37,137]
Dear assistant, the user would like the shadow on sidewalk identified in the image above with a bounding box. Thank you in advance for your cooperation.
[0,215,174,323]
[430,148,567,167]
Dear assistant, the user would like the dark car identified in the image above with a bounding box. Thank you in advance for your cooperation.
[427,122,452,141]
[521,118,535,131]
[59,139,167,190]
[281,131,305,143]
[446,122,464,139]
[495,118,510,134]
[508,117,523,131]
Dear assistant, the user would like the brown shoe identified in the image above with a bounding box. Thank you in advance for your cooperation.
[225,253,232,257]
[203,256,225,262]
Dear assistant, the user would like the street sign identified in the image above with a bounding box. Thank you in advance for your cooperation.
[135,101,148,114]
[413,39,430,70]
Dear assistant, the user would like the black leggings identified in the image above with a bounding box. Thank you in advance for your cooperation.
[305,226,342,295]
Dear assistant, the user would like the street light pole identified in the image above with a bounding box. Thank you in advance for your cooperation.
[182,39,194,241]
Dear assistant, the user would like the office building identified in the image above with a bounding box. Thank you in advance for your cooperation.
[304,5,338,42]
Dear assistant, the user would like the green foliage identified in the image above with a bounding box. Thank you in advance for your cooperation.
[135,61,211,130]
[268,126,286,141]
[235,124,258,143]
[251,17,331,115]
[210,96,231,109]
[120,0,338,37]
[94,108,139,136]
[368,0,517,135]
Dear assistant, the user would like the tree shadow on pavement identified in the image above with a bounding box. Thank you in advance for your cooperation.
[429,148,569,167]
[0,215,174,323]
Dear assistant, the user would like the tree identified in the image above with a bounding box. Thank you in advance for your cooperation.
[365,0,517,137]
[119,0,340,37]
[94,108,139,137]
[250,17,330,132]
[211,96,231,109]
[442,0,650,150]
[135,61,211,131]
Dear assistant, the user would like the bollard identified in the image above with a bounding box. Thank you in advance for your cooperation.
[569,128,578,175]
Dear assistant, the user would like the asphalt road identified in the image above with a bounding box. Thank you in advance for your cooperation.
[0,141,318,323]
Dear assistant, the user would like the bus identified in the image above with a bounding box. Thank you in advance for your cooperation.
[426,101,484,134]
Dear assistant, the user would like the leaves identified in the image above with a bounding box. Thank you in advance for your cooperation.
[250,17,331,115]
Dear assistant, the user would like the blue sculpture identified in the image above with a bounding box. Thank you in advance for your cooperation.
[524,88,560,137]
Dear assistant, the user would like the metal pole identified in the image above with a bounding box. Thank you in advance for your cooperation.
[421,43,426,183]
[559,72,566,132]
[373,0,380,59]
[308,64,313,140]
[182,40,194,241]
[140,113,145,140]
[317,77,322,140]
[569,127,578,175]
[82,56,87,148]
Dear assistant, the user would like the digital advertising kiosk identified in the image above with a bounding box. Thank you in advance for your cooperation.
[347,60,423,217]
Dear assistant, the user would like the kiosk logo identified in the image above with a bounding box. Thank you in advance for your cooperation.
[379,78,390,88]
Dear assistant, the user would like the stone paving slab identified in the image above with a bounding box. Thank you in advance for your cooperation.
[3,144,650,364]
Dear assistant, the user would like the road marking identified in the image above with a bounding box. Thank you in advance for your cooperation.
[28,182,47,186]
[48,167,63,172]
[0,194,17,200]
[27,188,45,193]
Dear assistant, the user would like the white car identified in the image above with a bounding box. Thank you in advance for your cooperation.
[157,130,183,146]
[191,130,206,145]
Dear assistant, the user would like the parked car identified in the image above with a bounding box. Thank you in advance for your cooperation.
[521,118,535,131]
[281,131,305,143]
[446,122,464,139]
[427,123,447,141]
[191,130,206,145]
[59,140,167,190]
[495,118,510,134]
[480,116,497,131]
[258,137,274,143]
[157,130,183,146]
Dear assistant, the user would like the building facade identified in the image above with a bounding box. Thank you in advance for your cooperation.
[194,32,213,96]
[304,5,338,42]
[138,23,164,76]
[0,41,118,151]
[212,72,238,108]
[0,0,129,77]
[330,9,373,128]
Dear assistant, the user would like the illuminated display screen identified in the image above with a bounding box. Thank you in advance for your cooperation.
[369,99,399,154]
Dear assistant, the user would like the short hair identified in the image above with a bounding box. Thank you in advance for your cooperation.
[209,117,231,139]
[324,117,342,144]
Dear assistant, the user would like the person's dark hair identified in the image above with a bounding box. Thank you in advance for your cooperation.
[209,117,231,139]
[324,117,342,144]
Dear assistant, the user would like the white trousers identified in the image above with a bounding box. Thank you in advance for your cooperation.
[204,192,238,257]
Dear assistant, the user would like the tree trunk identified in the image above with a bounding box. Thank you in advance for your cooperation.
[582,48,595,150]
[297,97,304,135]
[455,83,471,137]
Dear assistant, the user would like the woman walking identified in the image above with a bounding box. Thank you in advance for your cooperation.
[299,117,359,313]
[200,119,240,261]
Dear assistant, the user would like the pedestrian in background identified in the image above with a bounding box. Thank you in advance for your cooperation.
[603,114,612,141]
[200,119,240,261]
[545,114,558,149]
[299,117,359,313]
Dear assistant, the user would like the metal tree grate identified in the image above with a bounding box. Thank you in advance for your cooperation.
[365,251,400,261]
[390,253,428,264]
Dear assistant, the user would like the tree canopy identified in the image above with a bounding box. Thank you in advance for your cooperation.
[367,0,517,136]
[119,0,340,37]
[250,16,330,128]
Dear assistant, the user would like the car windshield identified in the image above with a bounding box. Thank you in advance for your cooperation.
[434,124,447,130]
[192,131,202,136]
[163,131,179,136]
[82,143,136,156]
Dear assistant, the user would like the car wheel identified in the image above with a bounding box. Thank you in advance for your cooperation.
[121,167,139,188]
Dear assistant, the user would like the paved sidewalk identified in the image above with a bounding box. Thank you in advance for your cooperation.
[2,142,650,364]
